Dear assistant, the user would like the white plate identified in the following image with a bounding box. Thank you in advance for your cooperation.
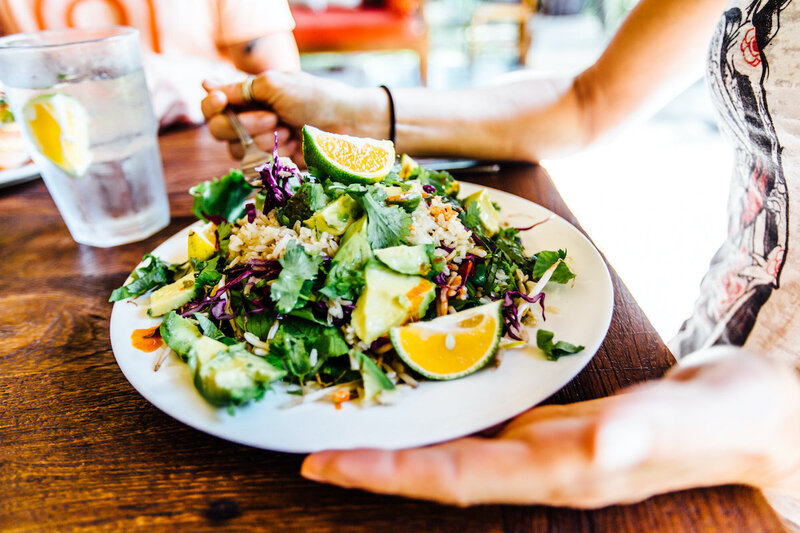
[110,182,613,453]
[0,162,38,188]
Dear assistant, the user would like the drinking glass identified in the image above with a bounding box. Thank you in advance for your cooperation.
[0,27,169,247]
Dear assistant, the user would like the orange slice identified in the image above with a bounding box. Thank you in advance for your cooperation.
[389,301,503,380]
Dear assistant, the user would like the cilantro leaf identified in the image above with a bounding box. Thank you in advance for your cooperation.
[536,329,584,361]
[313,327,350,360]
[193,257,223,290]
[493,227,532,268]
[413,167,460,197]
[194,313,237,345]
[349,187,411,250]
[533,249,575,284]
[270,241,323,313]
[109,254,184,301]
[268,316,349,383]
[460,201,484,236]
[190,169,254,223]
[321,267,365,300]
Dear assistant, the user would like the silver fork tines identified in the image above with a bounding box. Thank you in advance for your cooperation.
[225,109,272,184]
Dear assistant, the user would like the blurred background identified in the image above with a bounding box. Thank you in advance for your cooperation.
[0,0,731,341]
[296,0,731,341]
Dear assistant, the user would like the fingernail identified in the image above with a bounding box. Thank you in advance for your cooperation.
[202,79,223,91]
[301,453,327,482]
[593,418,653,471]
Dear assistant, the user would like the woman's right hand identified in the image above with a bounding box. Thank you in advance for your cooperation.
[201,71,387,164]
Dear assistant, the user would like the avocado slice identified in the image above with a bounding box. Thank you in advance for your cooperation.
[399,154,419,179]
[463,189,500,236]
[385,189,422,212]
[159,311,203,361]
[351,262,436,344]
[192,343,286,407]
[351,350,395,401]
[374,244,432,275]
[304,194,361,236]
[158,311,286,408]
[147,272,197,317]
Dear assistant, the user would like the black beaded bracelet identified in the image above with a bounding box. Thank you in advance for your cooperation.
[379,85,396,145]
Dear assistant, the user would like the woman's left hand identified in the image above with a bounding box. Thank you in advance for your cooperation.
[301,347,800,507]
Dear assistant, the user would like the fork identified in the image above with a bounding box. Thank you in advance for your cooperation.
[225,109,271,184]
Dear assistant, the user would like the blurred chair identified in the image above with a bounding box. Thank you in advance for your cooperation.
[291,0,429,85]
[468,0,538,66]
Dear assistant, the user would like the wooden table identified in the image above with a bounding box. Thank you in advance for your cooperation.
[0,127,785,531]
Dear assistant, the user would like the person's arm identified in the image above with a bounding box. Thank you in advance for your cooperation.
[203,0,729,162]
[223,31,301,74]
[389,0,727,160]
[301,347,800,507]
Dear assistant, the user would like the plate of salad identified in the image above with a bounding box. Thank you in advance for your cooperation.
[109,126,613,453]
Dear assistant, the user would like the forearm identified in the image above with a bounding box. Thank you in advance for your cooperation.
[353,0,727,162]
[226,32,301,74]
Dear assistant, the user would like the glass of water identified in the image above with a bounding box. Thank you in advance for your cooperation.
[0,27,169,247]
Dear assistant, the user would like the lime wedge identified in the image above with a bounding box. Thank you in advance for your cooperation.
[302,125,395,184]
[390,301,503,380]
[464,189,501,236]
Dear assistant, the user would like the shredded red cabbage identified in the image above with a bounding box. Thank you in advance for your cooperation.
[244,203,257,223]
[514,218,550,231]
[422,184,436,194]
[259,132,303,213]
[501,290,546,340]
[202,212,227,226]
[369,337,390,351]
[181,268,257,317]
[433,271,449,286]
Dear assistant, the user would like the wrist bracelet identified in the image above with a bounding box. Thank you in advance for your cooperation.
[379,85,396,145]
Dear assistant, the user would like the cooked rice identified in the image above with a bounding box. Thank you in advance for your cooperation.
[325,297,351,324]
[227,208,339,266]
[407,197,473,262]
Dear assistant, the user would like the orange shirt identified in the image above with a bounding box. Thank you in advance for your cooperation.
[0,0,295,61]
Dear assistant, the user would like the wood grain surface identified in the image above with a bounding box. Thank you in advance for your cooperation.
[0,127,785,532]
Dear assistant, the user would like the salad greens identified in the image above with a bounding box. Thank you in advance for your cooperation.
[111,141,584,411]
[536,329,585,361]
[109,254,187,301]
[190,169,254,223]
[270,241,323,313]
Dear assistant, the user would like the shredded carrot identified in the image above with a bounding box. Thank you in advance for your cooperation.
[332,389,350,410]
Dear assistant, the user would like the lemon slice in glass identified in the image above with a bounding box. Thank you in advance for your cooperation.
[23,93,91,178]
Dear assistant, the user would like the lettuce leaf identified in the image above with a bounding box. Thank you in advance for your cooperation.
[109,254,185,301]
[190,169,254,223]
[532,249,575,284]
